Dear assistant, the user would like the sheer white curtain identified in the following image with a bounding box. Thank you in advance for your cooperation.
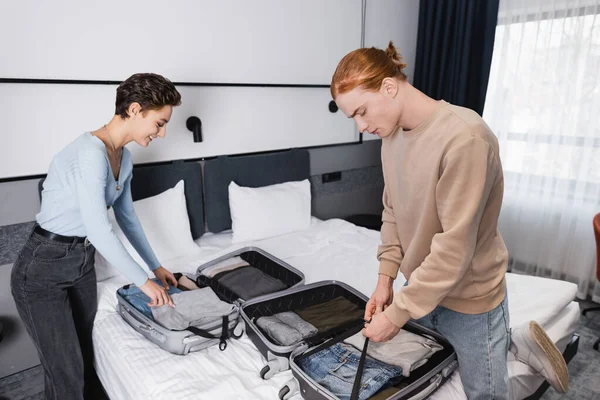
[483,0,600,300]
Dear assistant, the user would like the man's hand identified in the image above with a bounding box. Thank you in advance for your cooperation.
[362,312,401,343]
[364,274,394,321]
[153,266,178,290]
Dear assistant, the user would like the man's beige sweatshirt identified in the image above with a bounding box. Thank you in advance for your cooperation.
[379,100,508,328]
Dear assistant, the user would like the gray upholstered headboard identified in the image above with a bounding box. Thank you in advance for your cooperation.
[38,160,205,239]
[203,149,310,233]
[129,161,204,239]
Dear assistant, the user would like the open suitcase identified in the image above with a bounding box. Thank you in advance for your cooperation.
[239,280,458,400]
[116,246,304,355]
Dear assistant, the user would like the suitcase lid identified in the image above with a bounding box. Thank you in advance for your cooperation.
[194,246,306,305]
[239,280,370,355]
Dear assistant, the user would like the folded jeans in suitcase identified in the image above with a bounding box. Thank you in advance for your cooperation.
[288,321,458,400]
[297,341,402,400]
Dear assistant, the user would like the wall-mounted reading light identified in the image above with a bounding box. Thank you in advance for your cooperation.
[186,116,203,143]
[328,100,338,113]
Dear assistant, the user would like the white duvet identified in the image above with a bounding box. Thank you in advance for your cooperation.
[93,218,580,400]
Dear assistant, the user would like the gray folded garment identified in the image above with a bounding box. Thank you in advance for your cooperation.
[177,275,200,291]
[256,311,318,346]
[344,330,443,377]
[200,256,249,278]
[151,287,236,330]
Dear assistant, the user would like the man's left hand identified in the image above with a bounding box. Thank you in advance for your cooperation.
[362,312,401,343]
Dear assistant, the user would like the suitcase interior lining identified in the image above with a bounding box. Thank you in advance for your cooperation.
[195,250,303,303]
[243,283,368,346]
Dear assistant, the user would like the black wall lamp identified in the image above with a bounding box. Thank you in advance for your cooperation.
[328,100,338,113]
[186,116,203,143]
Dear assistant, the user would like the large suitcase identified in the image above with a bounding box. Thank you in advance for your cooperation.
[239,281,458,400]
[117,246,304,355]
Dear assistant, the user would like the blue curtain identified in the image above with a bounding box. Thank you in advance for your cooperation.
[413,0,500,116]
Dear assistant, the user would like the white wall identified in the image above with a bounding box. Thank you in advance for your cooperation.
[0,0,420,225]
[0,0,365,180]
[365,0,420,80]
[0,84,356,179]
[0,0,361,84]
[360,0,421,142]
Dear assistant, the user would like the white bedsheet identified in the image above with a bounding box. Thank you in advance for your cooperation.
[93,218,579,400]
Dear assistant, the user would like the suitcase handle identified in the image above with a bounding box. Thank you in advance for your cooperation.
[406,373,443,400]
[185,315,230,351]
[121,304,154,332]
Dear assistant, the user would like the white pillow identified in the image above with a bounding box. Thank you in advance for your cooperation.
[95,180,200,281]
[229,179,311,243]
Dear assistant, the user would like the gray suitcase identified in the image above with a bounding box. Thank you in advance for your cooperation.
[117,246,304,355]
[239,281,458,400]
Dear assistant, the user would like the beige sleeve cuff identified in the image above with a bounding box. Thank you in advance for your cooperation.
[383,302,411,328]
[378,259,400,279]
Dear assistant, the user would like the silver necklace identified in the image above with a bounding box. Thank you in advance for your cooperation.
[103,124,122,191]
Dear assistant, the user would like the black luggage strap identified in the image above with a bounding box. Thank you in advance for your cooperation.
[186,315,230,351]
[295,318,370,400]
[350,337,369,400]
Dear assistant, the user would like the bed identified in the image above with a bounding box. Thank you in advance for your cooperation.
[90,150,580,400]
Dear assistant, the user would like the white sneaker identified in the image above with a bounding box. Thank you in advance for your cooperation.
[510,321,569,393]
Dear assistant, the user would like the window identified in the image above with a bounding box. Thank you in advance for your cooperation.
[483,4,600,184]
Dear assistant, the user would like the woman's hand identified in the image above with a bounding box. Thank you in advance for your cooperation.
[153,266,178,289]
[139,279,175,308]
[364,274,394,321]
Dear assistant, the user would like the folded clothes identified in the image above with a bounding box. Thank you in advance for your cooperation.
[119,279,182,319]
[344,330,443,377]
[177,275,200,291]
[297,342,402,400]
[200,256,249,278]
[296,296,364,333]
[151,288,236,330]
[215,266,287,300]
[256,312,318,346]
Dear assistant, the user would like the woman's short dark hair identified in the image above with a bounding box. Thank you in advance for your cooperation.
[115,73,182,119]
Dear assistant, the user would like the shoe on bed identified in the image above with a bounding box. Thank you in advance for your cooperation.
[510,321,569,393]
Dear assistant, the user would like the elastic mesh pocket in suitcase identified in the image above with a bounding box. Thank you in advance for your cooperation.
[196,250,302,303]
[245,283,367,346]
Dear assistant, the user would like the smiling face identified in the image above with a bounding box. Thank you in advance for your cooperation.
[334,78,402,139]
[127,104,173,147]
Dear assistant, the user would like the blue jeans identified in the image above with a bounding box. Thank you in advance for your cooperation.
[118,279,181,319]
[298,342,402,400]
[414,294,511,400]
[11,228,103,399]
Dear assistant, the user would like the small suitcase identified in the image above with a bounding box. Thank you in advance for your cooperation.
[239,281,458,400]
[117,246,304,355]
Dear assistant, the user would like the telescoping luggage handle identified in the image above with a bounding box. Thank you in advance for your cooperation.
[185,315,230,351]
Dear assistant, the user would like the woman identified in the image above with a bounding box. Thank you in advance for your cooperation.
[11,73,182,399]
[330,43,569,399]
